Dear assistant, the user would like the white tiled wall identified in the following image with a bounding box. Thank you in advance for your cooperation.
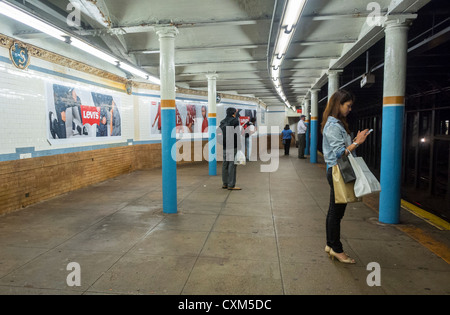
[0,51,46,154]
[0,45,267,160]
[0,46,137,156]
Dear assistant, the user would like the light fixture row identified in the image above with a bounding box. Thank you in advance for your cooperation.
[270,0,307,110]
[0,1,161,85]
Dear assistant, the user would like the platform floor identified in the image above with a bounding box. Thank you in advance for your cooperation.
[0,151,449,295]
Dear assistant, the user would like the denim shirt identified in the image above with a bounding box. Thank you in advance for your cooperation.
[322,116,354,168]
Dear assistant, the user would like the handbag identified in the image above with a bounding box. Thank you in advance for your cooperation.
[234,150,246,165]
[337,154,356,183]
[332,164,361,204]
[347,154,381,198]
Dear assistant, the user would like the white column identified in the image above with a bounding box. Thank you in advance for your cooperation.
[327,69,343,99]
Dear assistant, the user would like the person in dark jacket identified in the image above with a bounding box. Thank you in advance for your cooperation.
[220,107,242,190]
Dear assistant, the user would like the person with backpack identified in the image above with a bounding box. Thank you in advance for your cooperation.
[219,107,242,190]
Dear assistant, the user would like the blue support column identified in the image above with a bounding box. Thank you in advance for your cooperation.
[379,103,404,223]
[310,89,320,164]
[303,98,310,156]
[206,74,218,176]
[161,101,177,213]
[310,120,318,163]
[304,120,310,156]
[208,115,217,176]
[378,18,412,224]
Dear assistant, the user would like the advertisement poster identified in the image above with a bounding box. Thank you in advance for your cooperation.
[223,105,257,128]
[47,83,122,143]
[150,99,209,136]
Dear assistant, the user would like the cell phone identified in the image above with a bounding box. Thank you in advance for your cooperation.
[366,129,373,135]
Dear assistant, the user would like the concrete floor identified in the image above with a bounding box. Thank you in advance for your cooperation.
[0,151,449,295]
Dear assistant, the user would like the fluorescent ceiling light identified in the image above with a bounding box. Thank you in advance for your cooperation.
[272,56,283,69]
[282,0,307,32]
[0,1,161,86]
[70,38,118,65]
[0,1,66,41]
[270,0,308,108]
[275,30,292,58]
[119,62,148,79]
[146,75,161,85]
[119,62,161,85]
[271,68,280,80]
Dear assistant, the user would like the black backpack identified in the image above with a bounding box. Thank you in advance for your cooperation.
[217,118,228,145]
[217,117,239,149]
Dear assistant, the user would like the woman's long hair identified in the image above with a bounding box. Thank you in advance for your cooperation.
[320,89,354,135]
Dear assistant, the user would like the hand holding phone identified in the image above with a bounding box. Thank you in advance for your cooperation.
[366,129,373,135]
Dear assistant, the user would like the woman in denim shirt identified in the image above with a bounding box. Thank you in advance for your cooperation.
[321,90,369,264]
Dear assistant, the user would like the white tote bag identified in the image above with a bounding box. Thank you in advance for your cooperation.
[348,154,381,198]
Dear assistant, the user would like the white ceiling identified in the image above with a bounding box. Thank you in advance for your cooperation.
[0,0,431,107]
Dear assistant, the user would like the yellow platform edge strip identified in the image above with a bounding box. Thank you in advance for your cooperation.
[400,200,450,231]
[398,200,450,265]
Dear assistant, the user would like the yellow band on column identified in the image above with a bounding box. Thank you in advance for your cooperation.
[383,96,405,106]
[208,113,216,118]
[161,99,176,109]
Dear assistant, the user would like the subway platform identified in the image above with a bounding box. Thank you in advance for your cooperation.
[0,151,449,295]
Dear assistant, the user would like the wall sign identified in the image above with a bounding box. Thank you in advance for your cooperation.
[126,80,133,95]
[9,42,30,70]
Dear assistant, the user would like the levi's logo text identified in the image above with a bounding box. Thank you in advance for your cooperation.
[80,105,100,125]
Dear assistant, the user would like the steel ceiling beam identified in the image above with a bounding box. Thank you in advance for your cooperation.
[74,18,272,36]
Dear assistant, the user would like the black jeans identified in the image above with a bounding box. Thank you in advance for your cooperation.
[222,148,237,188]
[326,167,347,253]
[283,139,291,155]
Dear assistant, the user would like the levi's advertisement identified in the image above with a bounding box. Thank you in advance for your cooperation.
[47,83,122,143]
[224,105,257,128]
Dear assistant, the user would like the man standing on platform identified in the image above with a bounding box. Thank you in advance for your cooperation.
[297,115,307,159]
[220,107,242,190]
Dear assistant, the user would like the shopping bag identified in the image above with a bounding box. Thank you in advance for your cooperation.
[337,154,356,183]
[332,164,361,204]
[348,154,381,198]
[234,150,246,165]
